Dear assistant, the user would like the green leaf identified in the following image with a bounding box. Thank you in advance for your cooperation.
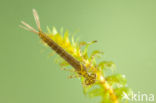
[63,31,69,43]
[87,88,103,97]
[60,27,64,35]
[98,61,115,70]
[114,87,131,99]
[90,50,104,58]
[47,26,52,33]
[52,27,57,34]
[106,74,127,87]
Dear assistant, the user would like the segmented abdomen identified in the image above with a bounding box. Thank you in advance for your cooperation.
[39,32,85,72]
[39,32,96,85]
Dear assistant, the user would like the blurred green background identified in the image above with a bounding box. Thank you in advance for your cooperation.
[0,0,156,103]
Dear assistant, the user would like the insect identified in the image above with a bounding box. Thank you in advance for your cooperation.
[20,9,130,103]
[20,9,96,85]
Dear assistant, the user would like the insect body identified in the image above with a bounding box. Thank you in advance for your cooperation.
[20,9,131,103]
[39,31,96,85]
[20,9,96,85]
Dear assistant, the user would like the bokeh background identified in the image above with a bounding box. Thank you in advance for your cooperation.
[0,0,156,103]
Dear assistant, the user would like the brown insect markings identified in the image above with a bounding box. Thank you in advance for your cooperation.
[39,31,84,71]
[39,32,96,85]
[20,9,96,85]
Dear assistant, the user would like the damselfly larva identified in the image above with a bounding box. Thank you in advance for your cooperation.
[20,9,96,85]
[20,9,131,103]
